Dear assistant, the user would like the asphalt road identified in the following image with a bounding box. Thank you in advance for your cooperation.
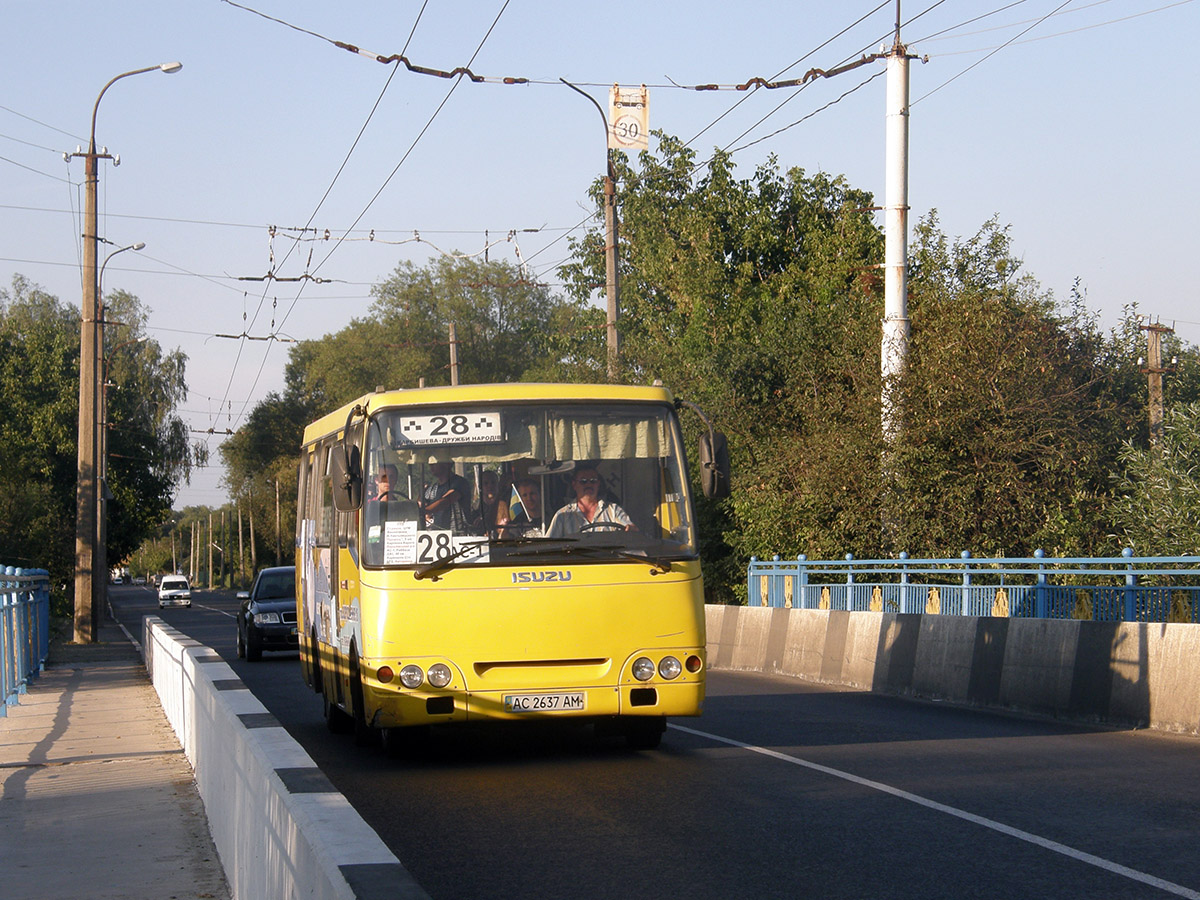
[113,584,1200,900]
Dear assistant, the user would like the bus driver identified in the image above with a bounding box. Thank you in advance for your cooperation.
[546,466,635,537]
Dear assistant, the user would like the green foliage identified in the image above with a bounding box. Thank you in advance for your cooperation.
[0,277,80,598]
[891,215,1147,557]
[0,277,198,607]
[287,255,595,408]
[562,137,887,597]
[1111,401,1200,554]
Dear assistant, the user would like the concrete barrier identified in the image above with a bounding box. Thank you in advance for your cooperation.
[143,617,430,900]
[706,606,1200,735]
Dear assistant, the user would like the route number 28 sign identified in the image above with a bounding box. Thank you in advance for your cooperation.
[609,85,649,151]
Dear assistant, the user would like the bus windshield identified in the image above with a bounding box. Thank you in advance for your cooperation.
[360,401,696,569]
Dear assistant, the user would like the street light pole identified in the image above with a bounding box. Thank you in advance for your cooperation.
[96,242,146,623]
[560,78,620,382]
[73,63,180,643]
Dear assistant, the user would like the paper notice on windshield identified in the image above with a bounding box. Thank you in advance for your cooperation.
[383,520,419,565]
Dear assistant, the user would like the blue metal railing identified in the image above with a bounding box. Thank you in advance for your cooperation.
[746,550,1200,623]
[1,566,51,715]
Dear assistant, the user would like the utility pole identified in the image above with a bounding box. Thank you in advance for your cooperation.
[881,4,913,445]
[603,154,621,382]
[207,512,213,590]
[449,322,460,386]
[1141,320,1175,448]
[71,62,181,643]
[274,479,282,566]
[248,489,258,574]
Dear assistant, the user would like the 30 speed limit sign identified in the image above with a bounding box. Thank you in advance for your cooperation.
[609,85,649,151]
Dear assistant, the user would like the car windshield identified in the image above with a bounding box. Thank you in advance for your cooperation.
[161,578,187,590]
[255,571,295,599]
[360,401,696,569]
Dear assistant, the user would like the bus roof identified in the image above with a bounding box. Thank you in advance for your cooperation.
[301,382,677,446]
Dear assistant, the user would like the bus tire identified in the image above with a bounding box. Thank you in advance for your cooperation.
[349,647,378,748]
[323,690,352,734]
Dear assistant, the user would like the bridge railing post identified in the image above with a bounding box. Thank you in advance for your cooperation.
[845,554,855,611]
[1122,548,1137,622]
[797,555,808,609]
[1034,549,1049,618]
[961,551,972,616]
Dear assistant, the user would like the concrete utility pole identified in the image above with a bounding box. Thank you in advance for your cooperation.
[1141,320,1175,448]
[72,62,181,643]
[448,322,460,386]
[880,9,912,445]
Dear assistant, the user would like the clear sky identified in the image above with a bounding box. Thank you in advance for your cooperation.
[2,0,1196,510]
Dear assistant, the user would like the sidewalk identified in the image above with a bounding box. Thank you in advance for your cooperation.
[0,613,230,900]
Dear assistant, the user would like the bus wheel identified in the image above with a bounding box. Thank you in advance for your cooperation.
[323,690,352,734]
[349,649,378,748]
[624,717,665,750]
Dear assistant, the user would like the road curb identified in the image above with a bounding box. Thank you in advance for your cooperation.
[142,616,430,900]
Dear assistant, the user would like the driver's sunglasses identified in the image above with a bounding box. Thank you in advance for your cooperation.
[576,477,599,485]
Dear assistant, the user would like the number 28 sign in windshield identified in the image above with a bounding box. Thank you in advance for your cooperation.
[394,412,502,445]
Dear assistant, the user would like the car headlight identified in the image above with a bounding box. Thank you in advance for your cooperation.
[427,663,452,688]
[658,656,682,680]
[399,665,424,689]
[632,657,655,682]
[253,611,281,625]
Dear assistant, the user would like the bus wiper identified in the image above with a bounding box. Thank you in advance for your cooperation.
[413,542,487,581]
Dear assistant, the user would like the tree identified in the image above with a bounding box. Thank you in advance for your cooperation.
[220,390,315,569]
[1111,401,1200,555]
[285,255,593,409]
[561,137,886,597]
[891,215,1148,557]
[0,276,200,610]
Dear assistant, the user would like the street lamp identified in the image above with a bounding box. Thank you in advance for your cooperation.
[74,63,181,643]
[560,78,621,382]
[95,242,146,611]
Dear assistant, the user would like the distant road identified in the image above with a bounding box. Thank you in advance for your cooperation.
[112,585,1200,899]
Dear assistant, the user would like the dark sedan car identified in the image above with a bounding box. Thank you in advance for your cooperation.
[236,565,298,661]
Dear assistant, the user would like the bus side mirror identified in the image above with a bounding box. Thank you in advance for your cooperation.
[330,444,363,511]
[699,431,730,500]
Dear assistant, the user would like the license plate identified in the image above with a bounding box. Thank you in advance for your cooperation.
[504,692,585,713]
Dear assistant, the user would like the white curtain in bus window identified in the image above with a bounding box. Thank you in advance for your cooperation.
[548,414,669,461]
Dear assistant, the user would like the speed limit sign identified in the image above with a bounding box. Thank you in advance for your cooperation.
[609,85,649,151]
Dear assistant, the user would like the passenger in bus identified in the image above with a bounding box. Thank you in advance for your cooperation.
[422,461,471,532]
[507,478,544,534]
[472,469,510,536]
[546,466,635,537]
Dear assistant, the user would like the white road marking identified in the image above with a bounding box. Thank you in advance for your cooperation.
[192,603,236,619]
[670,723,1200,899]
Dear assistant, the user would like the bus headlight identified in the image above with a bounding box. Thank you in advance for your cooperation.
[632,657,655,682]
[427,663,452,688]
[658,656,682,680]
[399,665,424,689]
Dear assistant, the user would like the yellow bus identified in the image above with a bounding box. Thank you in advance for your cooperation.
[296,382,728,750]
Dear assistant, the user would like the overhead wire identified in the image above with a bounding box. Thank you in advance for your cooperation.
[912,0,1077,105]
[207,0,436,441]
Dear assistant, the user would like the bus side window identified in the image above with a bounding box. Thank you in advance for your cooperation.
[316,442,334,548]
